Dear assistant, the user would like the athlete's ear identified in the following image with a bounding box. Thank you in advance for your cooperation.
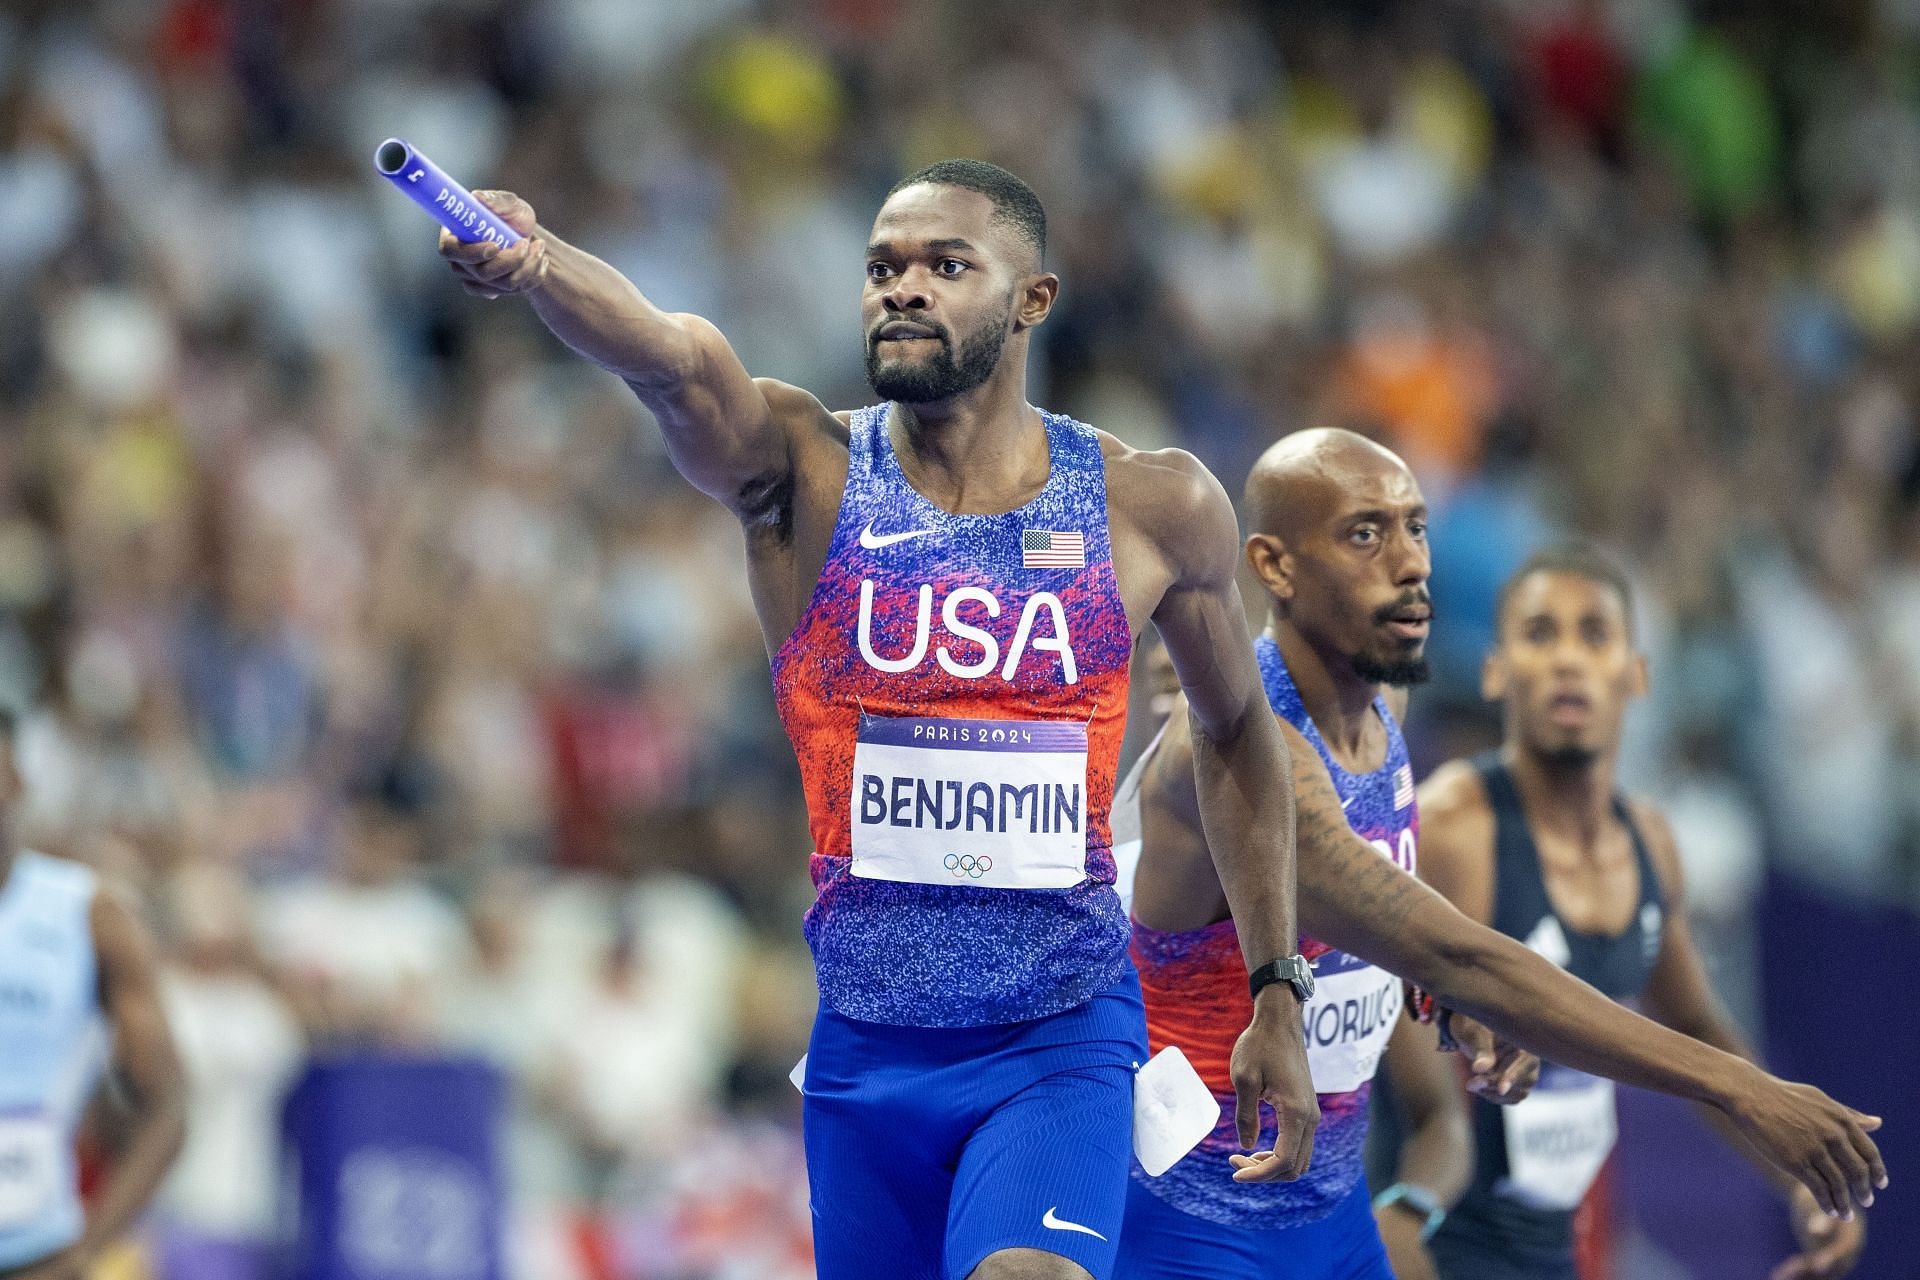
[1245,533,1292,604]
[1629,650,1649,699]
[1481,647,1508,703]
[1013,272,1059,331]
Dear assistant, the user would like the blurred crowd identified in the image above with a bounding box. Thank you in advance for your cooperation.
[3,0,1919,1276]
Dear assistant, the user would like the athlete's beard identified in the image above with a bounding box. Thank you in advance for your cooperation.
[1536,740,1601,767]
[1350,653,1430,687]
[1351,590,1433,687]
[865,310,1010,404]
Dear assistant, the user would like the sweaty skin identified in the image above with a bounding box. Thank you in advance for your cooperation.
[440,180,1316,1278]
[1135,431,1884,1222]
[1418,567,1869,1277]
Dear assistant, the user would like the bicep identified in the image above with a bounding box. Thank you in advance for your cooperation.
[1145,460,1263,736]
[628,319,794,510]
[1293,725,1432,950]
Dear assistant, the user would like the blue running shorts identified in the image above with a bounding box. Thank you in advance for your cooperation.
[802,967,1147,1280]
[1114,1173,1393,1280]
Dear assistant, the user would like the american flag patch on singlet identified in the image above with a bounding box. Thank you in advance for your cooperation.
[1023,529,1085,568]
[1394,764,1415,810]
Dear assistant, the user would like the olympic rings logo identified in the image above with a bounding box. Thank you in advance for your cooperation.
[944,853,994,879]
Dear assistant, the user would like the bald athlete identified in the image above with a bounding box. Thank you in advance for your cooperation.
[1419,548,1867,1280]
[1113,435,1491,1280]
[1120,431,1882,1280]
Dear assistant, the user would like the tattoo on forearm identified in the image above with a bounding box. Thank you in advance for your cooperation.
[1297,762,1421,934]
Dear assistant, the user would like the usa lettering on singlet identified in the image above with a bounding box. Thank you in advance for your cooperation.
[0,853,105,1271]
[1119,635,1418,1228]
[771,405,1133,1029]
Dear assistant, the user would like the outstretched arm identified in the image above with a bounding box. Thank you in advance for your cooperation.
[1278,724,1884,1219]
[439,192,791,513]
[1139,451,1315,1181]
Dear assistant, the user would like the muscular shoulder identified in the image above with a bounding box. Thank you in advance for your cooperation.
[754,378,849,448]
[1100,437,1238,584]
[1413,759,1497,921]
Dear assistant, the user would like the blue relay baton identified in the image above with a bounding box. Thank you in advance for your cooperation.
[374,138,523,246]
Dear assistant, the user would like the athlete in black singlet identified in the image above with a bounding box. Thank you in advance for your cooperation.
[1418,547,1867,1280]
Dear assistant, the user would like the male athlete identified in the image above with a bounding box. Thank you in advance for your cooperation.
[439,160,1316,1280]
[1109,637,1476,1280]
[0,711,185,1280]
[1121,431,1883,1279]
[1418,547,1867,1280]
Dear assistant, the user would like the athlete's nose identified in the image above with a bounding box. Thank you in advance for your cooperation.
[882,272,932,315]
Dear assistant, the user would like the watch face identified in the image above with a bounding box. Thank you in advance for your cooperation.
[1290,957,1314,1000]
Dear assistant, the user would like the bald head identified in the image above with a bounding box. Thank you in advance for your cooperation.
[1242,428,1433,688]
[1244,429,1414,543]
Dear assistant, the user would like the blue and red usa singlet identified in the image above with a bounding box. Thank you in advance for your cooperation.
[1128,634,1417,1229]
[771,404,1133,1029]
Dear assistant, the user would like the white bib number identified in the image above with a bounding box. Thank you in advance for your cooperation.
[0,1111,60,1230]
[851,715,1089,889]
[1498,1067,1617,1210]
[1299,952,1402,1093]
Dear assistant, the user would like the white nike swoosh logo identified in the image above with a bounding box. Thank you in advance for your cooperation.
[859,520,937,550]
[1041,1206,1107,1241]
[1341,796,1356,810]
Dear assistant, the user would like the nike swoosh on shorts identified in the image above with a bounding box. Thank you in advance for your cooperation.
[1041,1206,1107,1241]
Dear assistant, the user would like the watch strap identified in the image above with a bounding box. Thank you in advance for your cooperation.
[1373,1180,1446,1240]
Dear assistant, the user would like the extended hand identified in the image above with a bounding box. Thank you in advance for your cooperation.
[1727,1069,1884,1220]
[1226,990,1319,1183]
[439,191,547,298]
[1445,1011,1540,1104]
[1771,1184,1867,1279]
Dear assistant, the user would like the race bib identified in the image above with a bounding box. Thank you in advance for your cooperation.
[1300,951,1402,1093]
[1498,1066,1618,1210]
[0,1110,60,1230]
[851,715,1088,889]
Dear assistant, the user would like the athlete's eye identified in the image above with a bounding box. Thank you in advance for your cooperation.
[1408,520,1428,540]
[1524,617,1554,645]
[1350,526,1379,545]
[936,258,968,277]
[867,262,894,282]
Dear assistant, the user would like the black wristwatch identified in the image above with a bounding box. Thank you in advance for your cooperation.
[1247,954,1314,1004]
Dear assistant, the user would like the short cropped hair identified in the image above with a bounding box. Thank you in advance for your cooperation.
[887,159,1047,261]
[1496,544,1636,634]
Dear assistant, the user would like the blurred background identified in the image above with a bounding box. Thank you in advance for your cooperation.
[2,0,1917,1276]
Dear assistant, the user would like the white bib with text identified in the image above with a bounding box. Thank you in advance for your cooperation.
[1301,951,1403,1094]
[851,715,1089,889]
[1498,1066,1618,1210]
